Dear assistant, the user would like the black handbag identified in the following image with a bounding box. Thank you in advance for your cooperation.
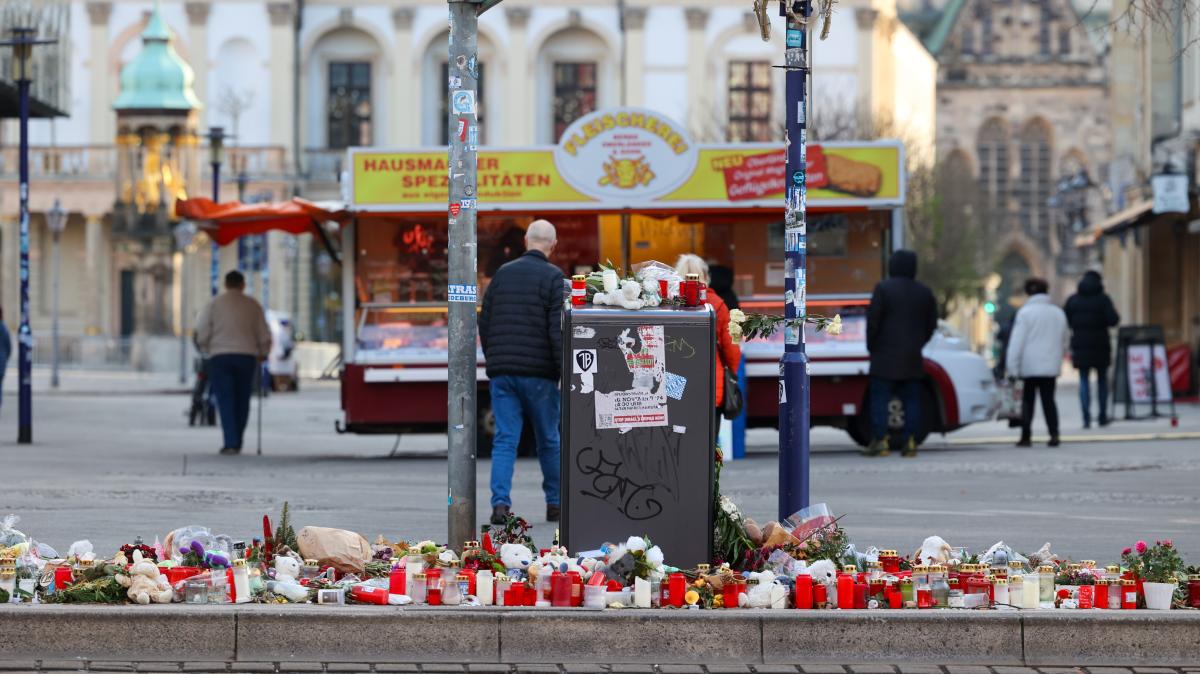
[720,359,744,420]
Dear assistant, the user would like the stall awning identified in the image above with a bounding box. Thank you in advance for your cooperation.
[176,197,350,246]
[1074,200,1154,248]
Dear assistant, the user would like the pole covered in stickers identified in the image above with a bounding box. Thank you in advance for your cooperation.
[447,0,488,550]
[777,0,812,517]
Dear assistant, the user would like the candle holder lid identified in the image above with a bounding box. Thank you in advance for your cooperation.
[879,550,898,556]
[1121,579,1135,585]
[1188,574,1200,581]
[1038,565,1055,573]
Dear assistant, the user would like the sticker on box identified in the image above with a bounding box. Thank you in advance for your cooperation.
[664,372,687,401]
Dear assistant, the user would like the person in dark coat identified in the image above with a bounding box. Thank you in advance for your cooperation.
[865,250,939,457]
[709,265,740,310]
[1063,270,1120,428]
[478,219,565,525]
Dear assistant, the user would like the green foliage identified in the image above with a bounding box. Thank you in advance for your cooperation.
[734,313,838,343]
[274,502,299,554]
[713,449,754,569]
[1122,540,1185,584]
[905,161,989,318]
[51,565,128,604]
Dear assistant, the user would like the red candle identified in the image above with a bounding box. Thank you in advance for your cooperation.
[917,586,934,609]
[879,550,900,574]
[1121,580,1137,609]
[658,279,669,299]
[351,585,389,605]
[466,569,477,598]
[389,566,406,596]
[854,583,868,609]
[505,585,523,607]
[668,573,686,608]
[551,573,572,607]
[682,275,700,307]
[837,575,854,609]
[699,282,708,303]
[570,275,587,306]
[426,569,442,606]
[1078,584,1094,609]
[1094,580,1109,609]
[813,583,828,607]
[869,580,885,599]
[53,566,74,591]
[567,571,583,607]
[1189,575,1200,609]
[794,574,813,609]
[887,591,902,609]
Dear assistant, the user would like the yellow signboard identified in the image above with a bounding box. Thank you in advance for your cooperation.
[348,140,903,211]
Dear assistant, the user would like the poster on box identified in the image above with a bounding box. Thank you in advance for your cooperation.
[594,325,668,429]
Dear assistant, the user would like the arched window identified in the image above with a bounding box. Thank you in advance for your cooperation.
[976,118,1009,214]
[1017,119,1053,237]
[421,31,496,145]
[307,27,383,150]
[536,27,612,143]
[213,38,268,146]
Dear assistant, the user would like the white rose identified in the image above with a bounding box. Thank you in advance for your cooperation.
[728,309,746,324]
[625,536,647,552]
[646,545,664,567]
[728,321,744,344]
[828,314,843,336]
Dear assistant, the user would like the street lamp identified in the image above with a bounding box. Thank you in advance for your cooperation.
[1,25,57,444]
[206,126,225,296]
[46,199,67,389]
[174,221,197,384]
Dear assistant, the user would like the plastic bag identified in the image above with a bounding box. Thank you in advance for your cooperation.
[780,503,835,540]
[0,514,28,549]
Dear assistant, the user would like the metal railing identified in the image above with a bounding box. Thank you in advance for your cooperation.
[0,145,116,179]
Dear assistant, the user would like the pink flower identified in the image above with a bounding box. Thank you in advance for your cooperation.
[1135,540,1148,554]
[1122,548,1132,555]
[1163,540,1173,548]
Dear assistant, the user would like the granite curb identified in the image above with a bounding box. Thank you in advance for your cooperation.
[0,607,1198,667]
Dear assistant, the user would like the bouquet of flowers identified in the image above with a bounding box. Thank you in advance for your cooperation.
[1122,540,1184,584]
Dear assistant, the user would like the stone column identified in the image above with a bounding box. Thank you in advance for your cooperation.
[84,215,105,334]
[185,2,210,127]
[86,2,112,143]
[855,8,880,122]
[622,7,646,107]
[391,8,417,145]
[684,8,709,138]
[267,3,296,162]
[505,7,532,145]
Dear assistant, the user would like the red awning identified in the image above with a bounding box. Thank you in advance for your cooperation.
[175,197,351,246]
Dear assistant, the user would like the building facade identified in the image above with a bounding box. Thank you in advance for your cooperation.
[0,0,934,370]
[916,0,1110,319]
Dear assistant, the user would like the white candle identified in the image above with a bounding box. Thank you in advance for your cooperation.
[1023,573,1041,608]
[405,555,425,598]
[634,577,651,608]
[477,570,494,606]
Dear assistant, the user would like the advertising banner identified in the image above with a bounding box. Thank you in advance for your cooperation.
[348,109,904,211]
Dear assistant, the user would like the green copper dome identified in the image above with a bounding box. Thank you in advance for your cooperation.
[113,2,201,111]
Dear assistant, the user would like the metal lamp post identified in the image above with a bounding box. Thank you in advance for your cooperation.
[46,199,67,389]
[2,26,57,444]
[206,126,226,296]
[174,221,197,384]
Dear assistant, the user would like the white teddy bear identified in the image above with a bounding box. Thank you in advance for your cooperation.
[499,543,533,579]
[268,555,309,602]
[114,551,173,604]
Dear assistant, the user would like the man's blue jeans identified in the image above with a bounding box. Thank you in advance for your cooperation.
[489,375,560,508]
[1078,366,1109,425]
[209,354,257,450]
[869,377,922,441]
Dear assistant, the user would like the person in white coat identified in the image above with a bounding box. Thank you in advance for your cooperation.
[1005,278,1069,447]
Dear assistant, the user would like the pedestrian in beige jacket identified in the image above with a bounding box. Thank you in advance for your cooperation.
[196,271,271,455]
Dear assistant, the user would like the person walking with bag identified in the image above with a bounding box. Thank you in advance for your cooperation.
[865,250,938,458]
[1006,278,1069,447]
[675,255,742,435]
[1064,270,1120,428]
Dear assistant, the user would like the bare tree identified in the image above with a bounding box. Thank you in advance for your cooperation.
[217,86,255,146]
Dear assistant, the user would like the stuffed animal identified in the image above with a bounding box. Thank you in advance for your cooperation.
[499,544,533,578]
[114,551,173,604]
[914,536,952,567]
[803,559,838,606]
[268,555,309,602]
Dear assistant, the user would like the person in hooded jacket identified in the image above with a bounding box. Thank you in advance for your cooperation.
[1063,270,1120,428]
[1006,277,1069,447]
[865,250,939,457]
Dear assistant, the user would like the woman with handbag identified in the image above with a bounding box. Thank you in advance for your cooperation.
[675,255,743,437]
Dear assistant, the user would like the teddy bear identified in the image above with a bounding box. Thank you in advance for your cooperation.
[499,543,533,580]
[803,559,838,607]
[114,551,173,604]
[268,554,309,602]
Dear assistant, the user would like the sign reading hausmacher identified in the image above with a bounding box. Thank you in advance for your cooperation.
[348,108,904,211]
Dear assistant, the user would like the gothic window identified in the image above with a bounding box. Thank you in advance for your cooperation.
[328,62,372,149]
[1017,120,1053,237]
[981,6,994,56]
[1039,4,1052,55]
[727,61,774,142]
[976,118,1009,214]
[440,62,486,144]
[1058,26,1071,55]
[553,62,597,142]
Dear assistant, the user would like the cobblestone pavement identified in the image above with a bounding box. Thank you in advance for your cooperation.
[2,664,1199,673]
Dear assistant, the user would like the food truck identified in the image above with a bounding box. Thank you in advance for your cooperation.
[337,108,995,450]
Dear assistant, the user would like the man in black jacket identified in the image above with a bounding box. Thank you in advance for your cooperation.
[1064,270,1120,428]
[478,220,565,524]
[865,250,938,457]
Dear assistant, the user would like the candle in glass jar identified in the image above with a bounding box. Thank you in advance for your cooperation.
[1008,574,1025,608]
[854,582,868,609]
[837,574,855,609]
[658,279,669,300]
[426,569,443,606]
[1094,579,1109,609]
[682,274,700,307]
[495,574,510,606]
[651,577,663,608]
[1038,566,1055,605]
[442,574,463,606]
[411,572,427,604]
[1121,579,1137,609]
[814,582,828,607]
[1022,572,1039,609]
[1189,574,1200,609]
[698,282,708,303]
[668,573,686,608]
[993,577,1009,606]
[389,565,406,596]
[633,577,651,608]
[405,553,425,597]
[879,550,900,574]
[551,573,572,607]
[571,275,587,306]
[1105,565,1122,581]
[917,583,934,609]
[1108,578,1123,609]
[1077,584,1094,609]
[901,577,915,605]
[477,570,494,605]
